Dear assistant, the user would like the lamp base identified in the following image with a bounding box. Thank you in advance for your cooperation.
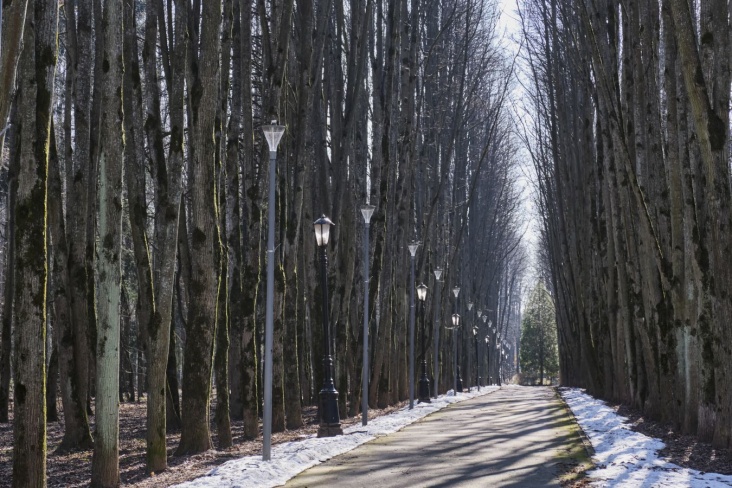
[418,377,431,403]
[317,423,344,437]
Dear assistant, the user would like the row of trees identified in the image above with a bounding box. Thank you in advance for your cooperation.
[522,0,732,448]
[0,0,526,485]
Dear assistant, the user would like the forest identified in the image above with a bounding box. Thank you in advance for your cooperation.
[0,0,526,485]
[522,0,732,452]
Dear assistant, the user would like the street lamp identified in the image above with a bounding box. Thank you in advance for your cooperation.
[261,120,285,461]
[484,334,491,386]
[407,241,419,409]
[466,301,473,391]
[432,267,442,398]
[452,287,463,393]
[314,215,343,437]
[360,204,375,426]
[417,283,430,403]
[485,318,493,385]
[472,325,480,391]
[450,313,462,393]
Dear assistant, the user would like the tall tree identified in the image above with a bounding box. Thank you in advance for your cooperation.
[177,0,223,455]
[11,0,58,484]
[90,0,125,484]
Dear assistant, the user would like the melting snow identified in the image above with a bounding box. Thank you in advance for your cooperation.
[560,388,732,487]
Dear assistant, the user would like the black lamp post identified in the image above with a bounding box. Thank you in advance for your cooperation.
[484,334,490,386]
[417,283,430,403]
[450,312,462,393]
[432,267,442,398]
[314,215,343,437]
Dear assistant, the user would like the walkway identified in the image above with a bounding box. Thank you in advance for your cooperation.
[286,386,577,487]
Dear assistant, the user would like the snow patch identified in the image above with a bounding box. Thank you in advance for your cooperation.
[560,388,732,487]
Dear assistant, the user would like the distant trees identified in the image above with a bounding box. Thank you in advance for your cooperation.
[519,282,558,385]
[0,0,527,485]
[522,0,732,448]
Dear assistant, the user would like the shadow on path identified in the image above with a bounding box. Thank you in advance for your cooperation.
[286,386,574,487]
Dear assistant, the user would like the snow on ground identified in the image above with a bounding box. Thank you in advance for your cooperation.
[560,388,732,487]
[175,386,500,488]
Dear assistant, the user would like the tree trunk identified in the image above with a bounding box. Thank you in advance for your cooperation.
[177,0,222,455]
[0,0,29,153]
[66,0,94,419]
[0,101,17,424]
[238,0,260,441]
[12,0,58,483]
[90,0,124,484]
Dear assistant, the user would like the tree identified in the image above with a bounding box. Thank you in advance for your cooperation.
[519,282,558,385]
[11,0,58,484]
[90,0,124,484]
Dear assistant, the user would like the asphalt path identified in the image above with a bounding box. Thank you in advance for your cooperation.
[285,386,575,487]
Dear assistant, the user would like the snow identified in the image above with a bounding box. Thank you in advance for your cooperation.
[175,386,500,488]
[560,388,732,487]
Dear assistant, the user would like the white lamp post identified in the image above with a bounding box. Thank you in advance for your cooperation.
[432,267,442,397]
[261,120,285,461]
[360,204,375,425]
[407,241,419,409]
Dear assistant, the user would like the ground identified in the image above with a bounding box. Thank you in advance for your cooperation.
[1,387,731,487]
[0,396,409,487]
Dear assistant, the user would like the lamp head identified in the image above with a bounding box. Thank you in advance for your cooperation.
[482,315,487,323]
[452,286,460,298]
[313,215,335,247]
[477,309,482,318]
[472,325,478,336]
[467,301,473,311]
[361,204,375,224]
[451,313,460,327]
[434,267,442,280]
[417,283,428,301]
[408,241,419,257]
[261,120,285,152]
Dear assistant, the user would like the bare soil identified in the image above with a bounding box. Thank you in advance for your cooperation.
[0,396,409,487]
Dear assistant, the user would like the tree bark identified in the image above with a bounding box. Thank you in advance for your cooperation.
[90,0,124,484]
[177,0,223,455]
[11,0,58,484]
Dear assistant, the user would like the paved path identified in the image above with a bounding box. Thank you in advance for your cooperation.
[286,386,576,487]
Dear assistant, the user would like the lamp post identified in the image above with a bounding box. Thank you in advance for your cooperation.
[417,283,430,403]
[472,325,480,391]
[314,216,343,437]
[432,267,442,398]
[452,286,462,393]
[261,121,285,461]
[360,204,375,426]
[485,320,496,385]
[477,310,483,388]
[451,313,460,393]
[467,301,473,391]
[407,241,419,409]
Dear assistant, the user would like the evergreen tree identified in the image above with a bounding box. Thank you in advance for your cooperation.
[519,282,558,385]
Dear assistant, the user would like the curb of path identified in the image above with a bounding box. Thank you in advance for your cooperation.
[554,387,594,457]
[553,387,595,486]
